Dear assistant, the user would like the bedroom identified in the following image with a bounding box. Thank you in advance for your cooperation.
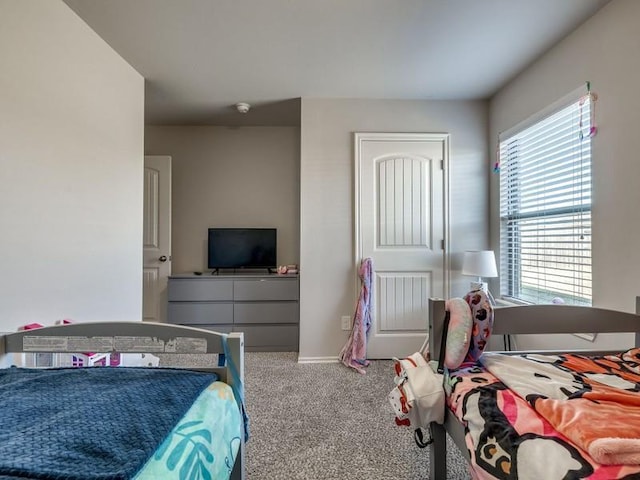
[4,0,639,358]
[1,0,640,478]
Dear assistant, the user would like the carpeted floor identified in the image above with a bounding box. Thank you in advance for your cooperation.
[244,352,471,480]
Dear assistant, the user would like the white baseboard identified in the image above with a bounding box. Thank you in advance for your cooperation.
[297,356,340,364]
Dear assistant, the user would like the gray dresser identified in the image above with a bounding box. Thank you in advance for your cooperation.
[167,273,299,351]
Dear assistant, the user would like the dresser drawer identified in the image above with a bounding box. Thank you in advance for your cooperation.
[232,325,298,349]
[182,324,233,335]
[233,278,298,301]
[167,302,233,325]
[234,302,299,324]
[168,279,233,301]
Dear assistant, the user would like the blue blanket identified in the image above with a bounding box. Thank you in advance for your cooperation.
[0,367,218,480]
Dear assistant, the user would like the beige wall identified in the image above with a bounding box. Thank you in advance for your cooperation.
[0,1,145,331]
[489,0,640,350]
[145,126,300,273]
[300,99,489,359]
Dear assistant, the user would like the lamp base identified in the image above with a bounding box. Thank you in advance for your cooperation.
[469,281,488,292]
[468,281,496,306]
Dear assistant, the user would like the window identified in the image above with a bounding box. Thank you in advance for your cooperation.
[499,92,593,306]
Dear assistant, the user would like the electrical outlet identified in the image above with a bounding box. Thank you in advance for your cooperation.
[341,316,351,330]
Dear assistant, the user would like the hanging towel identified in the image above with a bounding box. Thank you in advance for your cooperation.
[339,257,373,374]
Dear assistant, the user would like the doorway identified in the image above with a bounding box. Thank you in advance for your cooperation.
[143,155,172,323]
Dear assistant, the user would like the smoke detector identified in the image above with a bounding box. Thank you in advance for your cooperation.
[235,102,251,114]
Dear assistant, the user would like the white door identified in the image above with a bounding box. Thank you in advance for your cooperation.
[355,133,449,359]
[143,155,172,323]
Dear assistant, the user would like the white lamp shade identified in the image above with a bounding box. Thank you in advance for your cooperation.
[462,250,498,278]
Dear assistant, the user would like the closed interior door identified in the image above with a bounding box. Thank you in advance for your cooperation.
[143,155,171,323]
[355,133,449,358]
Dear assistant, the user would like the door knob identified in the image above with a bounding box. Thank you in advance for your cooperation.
[159,255,168,262]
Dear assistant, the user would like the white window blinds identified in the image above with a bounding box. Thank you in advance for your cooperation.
[499,95,592,306]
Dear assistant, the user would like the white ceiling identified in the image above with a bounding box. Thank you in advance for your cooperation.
[63,0,610,126]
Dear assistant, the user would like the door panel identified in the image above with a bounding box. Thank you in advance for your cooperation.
[378,157,430,247]
[355,133,449,358]
[378,272,430,331]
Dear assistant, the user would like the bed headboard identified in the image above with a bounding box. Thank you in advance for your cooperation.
[0,322,244,389]
[428,297,640,359]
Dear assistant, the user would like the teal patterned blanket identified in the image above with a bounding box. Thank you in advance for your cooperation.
[135,382,242,480]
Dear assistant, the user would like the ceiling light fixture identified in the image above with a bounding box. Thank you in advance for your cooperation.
[235,102,250,114]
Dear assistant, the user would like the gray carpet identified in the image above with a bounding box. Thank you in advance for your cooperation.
[244,352,471,480]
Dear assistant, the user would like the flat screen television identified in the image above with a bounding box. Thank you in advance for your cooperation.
[207,228,277,270]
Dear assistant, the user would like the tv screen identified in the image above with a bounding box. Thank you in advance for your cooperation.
[207,228,277,269]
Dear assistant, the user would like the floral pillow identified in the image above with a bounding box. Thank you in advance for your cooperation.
[463,289,494,362]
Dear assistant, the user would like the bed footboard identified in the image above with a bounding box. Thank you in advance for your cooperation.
[0,321,246,480]
[429,298,640,361]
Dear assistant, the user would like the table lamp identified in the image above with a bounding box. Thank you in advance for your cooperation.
[462,250,498,294]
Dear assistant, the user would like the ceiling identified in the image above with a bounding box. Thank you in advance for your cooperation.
[63,0,610,126]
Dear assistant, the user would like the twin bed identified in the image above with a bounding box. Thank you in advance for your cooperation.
[427,297,640,480]
[0,322,246,480]
[6,299,640,479]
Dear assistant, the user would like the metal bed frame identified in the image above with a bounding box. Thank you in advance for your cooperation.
[0,321,246,480]
[427,297,640,480]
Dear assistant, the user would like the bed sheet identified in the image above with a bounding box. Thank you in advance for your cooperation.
[447,350,640,480]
